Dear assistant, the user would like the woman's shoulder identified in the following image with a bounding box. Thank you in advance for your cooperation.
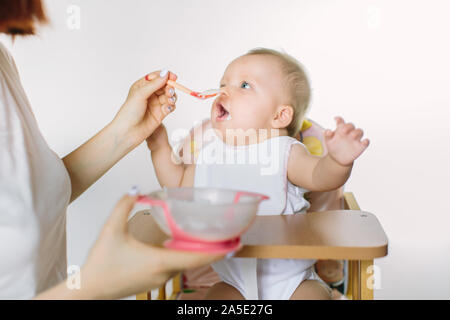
[0,41,9,56]
[0,41,13,65]
[0,41,20,78]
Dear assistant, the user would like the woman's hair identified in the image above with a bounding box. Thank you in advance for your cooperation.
[0,0,47,36]
[246,48,311,137]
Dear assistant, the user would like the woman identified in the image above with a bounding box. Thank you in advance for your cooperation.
[0,0,226,299]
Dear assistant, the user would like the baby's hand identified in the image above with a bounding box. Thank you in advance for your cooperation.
[324,116,370,166]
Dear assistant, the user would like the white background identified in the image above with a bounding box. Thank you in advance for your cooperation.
[2,0,450,299]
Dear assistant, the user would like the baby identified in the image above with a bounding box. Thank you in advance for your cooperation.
[147,48,369,300]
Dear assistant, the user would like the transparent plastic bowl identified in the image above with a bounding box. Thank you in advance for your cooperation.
[137,187,269,253]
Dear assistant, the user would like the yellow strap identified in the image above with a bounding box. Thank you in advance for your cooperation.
[300,119,312,131]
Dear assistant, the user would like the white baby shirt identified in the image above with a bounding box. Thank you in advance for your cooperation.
[194,128,316,299]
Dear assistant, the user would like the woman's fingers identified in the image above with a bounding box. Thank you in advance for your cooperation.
[157,248,227,272]
[144,71,159,82]
[156,242,242,273]
[159,91,177,106]
[136,69,178,101]
[133,71,169,100]
[168,72,178,81]
[162,104,176,115]
[169,93,177,105]
[154,71,178,96]
[144,70,178,82]
[165,85,175,98]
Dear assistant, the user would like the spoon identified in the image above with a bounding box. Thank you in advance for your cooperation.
[167,80,221,100]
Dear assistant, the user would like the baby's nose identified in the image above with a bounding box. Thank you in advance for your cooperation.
[219,87,229,97]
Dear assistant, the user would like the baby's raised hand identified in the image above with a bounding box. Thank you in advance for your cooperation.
[324,116,370,166]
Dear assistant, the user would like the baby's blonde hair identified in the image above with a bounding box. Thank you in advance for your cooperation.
[246,48,311,137]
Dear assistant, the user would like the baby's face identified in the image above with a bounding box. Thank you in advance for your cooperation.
[211,54,288,143]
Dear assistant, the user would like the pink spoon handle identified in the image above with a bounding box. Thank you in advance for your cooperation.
[167,80,193,95]
[167,80,220,100]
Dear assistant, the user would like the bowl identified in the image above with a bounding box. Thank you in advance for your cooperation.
[137,187,269,253]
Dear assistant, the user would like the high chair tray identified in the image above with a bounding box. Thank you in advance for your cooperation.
[127,210,388,260]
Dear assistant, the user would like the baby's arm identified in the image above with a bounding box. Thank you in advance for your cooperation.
[147,124,188,187]
[288,117,369,192]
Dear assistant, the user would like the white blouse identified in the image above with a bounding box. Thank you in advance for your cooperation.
[0,42,71,299]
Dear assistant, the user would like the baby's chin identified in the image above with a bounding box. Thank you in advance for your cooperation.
[210,119,267,146]
[211,117,232,139]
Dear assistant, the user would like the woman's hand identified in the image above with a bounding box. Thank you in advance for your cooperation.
[79,190,228,299]
[63,70,178,203]
[112,70,178,149]
[324,116,370,166]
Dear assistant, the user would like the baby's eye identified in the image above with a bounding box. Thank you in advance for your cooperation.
[240,81,251,89]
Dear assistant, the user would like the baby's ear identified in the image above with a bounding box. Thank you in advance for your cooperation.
[272,105,294,129]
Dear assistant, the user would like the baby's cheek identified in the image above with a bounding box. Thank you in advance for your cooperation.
[233,112,254,129]
[240,107,262,124]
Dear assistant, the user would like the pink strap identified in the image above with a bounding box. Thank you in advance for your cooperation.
[138,191,269,243]
[225,191,269,220]
[233,191,269,203]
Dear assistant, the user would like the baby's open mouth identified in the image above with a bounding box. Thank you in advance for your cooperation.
[216,103,232,121]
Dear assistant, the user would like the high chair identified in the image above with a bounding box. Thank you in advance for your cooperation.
[128,119,388,300]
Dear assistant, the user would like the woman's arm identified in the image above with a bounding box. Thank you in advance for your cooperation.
[63,70,178,203]
[35,193,227,299]
[288,116,369,192]
[63,121,138,203]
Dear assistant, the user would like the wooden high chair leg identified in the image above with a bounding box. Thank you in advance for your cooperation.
[361,259,374,300]
[347,259,375,300]
[343,193,375,300]
[135,285,165,300]
[350,260,361,300]
[136,292,151,300]
[135,274,181,301]
[168,273,182,300]
[157,285,166,300]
